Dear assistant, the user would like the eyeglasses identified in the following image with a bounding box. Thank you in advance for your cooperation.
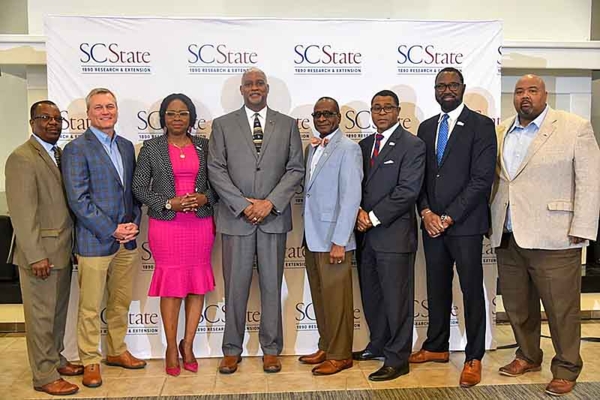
[165,111,191,118]
[311,111,339,119]
[370,105,399,114]
[434,82,462,92]
[33,115,64,123]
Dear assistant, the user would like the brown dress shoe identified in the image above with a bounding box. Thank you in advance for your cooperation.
[460,359,482,388]
[298,349,326,365]
[545,378,576,396]
[219,355,242,374]
[408,349,450,363]
[34,378,79,396]
[312,359,353,376]
[105,350,147,369]
[499,358,542,377]
[57,361,84,376]
[263,355,282,373]
[82,364,102,388]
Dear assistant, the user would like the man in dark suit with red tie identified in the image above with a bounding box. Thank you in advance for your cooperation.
[409,67,497,388]
[353,90,426,381]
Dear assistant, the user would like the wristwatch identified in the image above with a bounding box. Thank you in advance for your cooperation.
[440,214,449,223]
[165,199,172,210]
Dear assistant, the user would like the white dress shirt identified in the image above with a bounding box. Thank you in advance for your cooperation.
[368,122,400,226]
[435,102,465,151]
[32,134,59,167]
[245,106,267,133]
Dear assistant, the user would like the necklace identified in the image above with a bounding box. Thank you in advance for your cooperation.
[169,140,191,159]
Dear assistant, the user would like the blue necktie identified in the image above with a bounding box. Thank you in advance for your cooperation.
[437,114,449,165]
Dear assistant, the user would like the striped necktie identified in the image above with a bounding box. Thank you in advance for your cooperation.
[252,113,263,154]
[437,114,449,165]
[52,145,61,171]
[370,134,384,167]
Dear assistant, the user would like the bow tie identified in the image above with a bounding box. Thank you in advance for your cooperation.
[311,137,329,148]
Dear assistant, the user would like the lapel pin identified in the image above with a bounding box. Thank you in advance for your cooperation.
[457,121,464,126]
[388,142,395,146]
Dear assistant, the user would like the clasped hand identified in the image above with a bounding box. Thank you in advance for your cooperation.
[170,193,207,213]
[113,222,139,244]
[422,209,453,238]
[244,198,274,225]
[355,208,373,232]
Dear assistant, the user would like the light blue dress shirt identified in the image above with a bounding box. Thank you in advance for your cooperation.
[503,105,549,231]
[90,126,124,185]
[32,134,59,167]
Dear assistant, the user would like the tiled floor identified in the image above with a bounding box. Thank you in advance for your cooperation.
[2,322,600,398]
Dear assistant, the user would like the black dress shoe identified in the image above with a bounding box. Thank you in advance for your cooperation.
[368,364,410,381]
[352,349,383,361]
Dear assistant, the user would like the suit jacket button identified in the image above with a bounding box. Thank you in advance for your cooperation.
[306,194,310,198]
[257,167,261,171]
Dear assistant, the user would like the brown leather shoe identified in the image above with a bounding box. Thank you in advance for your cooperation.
[298,349,326,365]
[312,358,353,376]
[460,360,482,388]
[545,379,576,396]
[57,361,84,376]
[408,349,450,363]
[219,355,242,374]
[34,378,79,396]
[105,350,147,369]
[263,355,282,373]
[82,364,102,388]
[499,358,542,377]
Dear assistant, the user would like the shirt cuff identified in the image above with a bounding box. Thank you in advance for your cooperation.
[368,211,381,227]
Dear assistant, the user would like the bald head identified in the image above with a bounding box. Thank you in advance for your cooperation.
[240,67,270,111]
[513,74,548,126]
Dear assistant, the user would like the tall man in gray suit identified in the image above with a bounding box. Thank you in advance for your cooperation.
[490,74,600,397]
[208,67,305,374]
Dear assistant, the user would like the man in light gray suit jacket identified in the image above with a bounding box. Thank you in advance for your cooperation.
[489,74,600,397]
[298,97,362,376]
[208,67,305,374]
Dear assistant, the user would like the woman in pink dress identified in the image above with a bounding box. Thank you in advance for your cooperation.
[132,93,217,376]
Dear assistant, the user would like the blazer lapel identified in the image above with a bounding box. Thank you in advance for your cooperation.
[512,108,557,179]
[438,107,470,168]
[157,135,175,189]
[496,121,513,180]
[307,132,341,191]
[28,137,62,184]
[85,130,123,188]
[366,127,402,185]
[192,136,207,188]
[258,108,276,163]
[234,108,258,160]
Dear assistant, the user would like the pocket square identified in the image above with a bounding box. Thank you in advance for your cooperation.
[457,121,464,126]
[383,160,394,165]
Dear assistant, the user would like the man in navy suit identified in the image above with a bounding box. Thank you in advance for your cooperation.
[62,88,146,389]
[353,90,426,381]
[409,68,497,388]
[298,97,362,375]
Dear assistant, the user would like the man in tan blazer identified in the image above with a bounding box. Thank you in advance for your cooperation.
[5,101,82,396]
[489,75,600,397]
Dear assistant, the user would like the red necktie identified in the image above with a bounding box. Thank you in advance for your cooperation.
[370,134,384,167]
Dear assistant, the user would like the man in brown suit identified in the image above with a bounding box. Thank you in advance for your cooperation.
[490,75,600,396]
[5,100,83,396]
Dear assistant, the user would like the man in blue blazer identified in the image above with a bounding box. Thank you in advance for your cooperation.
[409,68,497,388]
[298,97,363,375]
[354,90,426,381]
[62,88,146,388]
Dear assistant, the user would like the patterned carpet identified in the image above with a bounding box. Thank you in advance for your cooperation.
[104,382,600,400]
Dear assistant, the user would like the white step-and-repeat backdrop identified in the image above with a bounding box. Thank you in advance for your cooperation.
[45,16,502,359]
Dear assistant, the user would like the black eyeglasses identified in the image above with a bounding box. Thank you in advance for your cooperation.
[33,115,64,123]
[311,111,339,119]
[370,105,399,114]
[434,82,462,92]
[165,111,191,118]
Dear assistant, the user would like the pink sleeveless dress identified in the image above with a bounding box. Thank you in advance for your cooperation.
[147,143,215,298]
